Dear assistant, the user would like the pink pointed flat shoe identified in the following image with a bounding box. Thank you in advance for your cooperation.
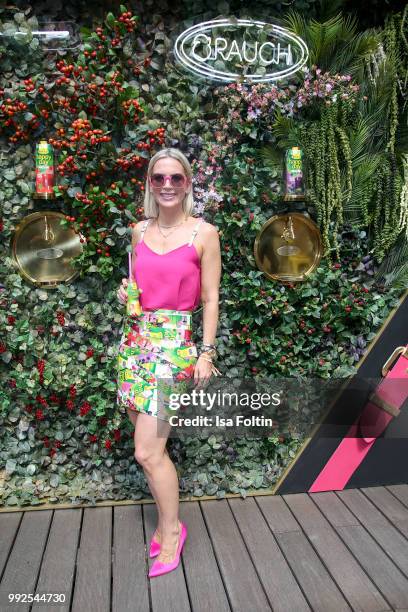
[149,532,161,558]
[148,522,187,578]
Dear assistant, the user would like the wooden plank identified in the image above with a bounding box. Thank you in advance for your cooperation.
[362,486,408,539]
[315,491,408,610]
[0,512,21,575]
[71,507,111,612]
[31,509,81,612]
[305,492,360,527]
[285,493,389,611]
[387,484,408,509]
[112,505,150,612]
[229,498,310,612]
[257,495,351,612]
[144,502,190,612]
[180,501,230,612]
[255,495,300,533]
[0,510,52,612]
[335,527,408,610]
[201,499,272,612]
[337,489,408,578]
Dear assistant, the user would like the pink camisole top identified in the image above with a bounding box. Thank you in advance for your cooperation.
[132,217,203,312]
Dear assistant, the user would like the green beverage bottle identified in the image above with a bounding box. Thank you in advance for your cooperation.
[127,281,142,317]
[126,251,142,316]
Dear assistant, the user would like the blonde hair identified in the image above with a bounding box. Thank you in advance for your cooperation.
[143,148,194,218]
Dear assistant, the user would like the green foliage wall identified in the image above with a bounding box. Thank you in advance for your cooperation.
[0,0,406,506]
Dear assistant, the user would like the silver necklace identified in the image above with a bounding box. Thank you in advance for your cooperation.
[158,220,185,228]
[156,217,186,240]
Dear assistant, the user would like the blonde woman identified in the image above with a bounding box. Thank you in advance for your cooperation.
[117,148,221,578]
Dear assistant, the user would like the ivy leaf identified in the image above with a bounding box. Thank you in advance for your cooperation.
[6,459,17,475]
[105,12,116,29]
[50,474,60,488]
[6,495,19,505]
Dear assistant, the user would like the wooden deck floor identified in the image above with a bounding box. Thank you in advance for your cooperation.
[1,485,408,611]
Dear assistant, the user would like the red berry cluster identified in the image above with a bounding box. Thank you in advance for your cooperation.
[7,315,15,325]
[70,191,115,249]
[0,93,42,141]
[115,153,145,171]
[56,60,83,78]
[147,127,165,146]
[37,359,45,385]
[232,324,252,344]
[37,85,50,101]
[57,154,79,175]
[95,27,107,41]
[35,395,48,408]
[56,310,65,325]
[1,98,28,120]
[80,401,92,416]
[23,78,35,92]
[89,434,98,443]
[117,11,137,31]
[121,98,144,123]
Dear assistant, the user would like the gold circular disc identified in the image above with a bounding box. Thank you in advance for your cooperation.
[254,212,322,282]
[11,211,84,287]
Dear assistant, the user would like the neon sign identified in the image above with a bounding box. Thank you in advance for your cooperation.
[174,19,309,82]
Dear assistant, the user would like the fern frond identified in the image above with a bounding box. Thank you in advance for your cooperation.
[270,113,299,149]
[282,12,380,76]
[374,237,408,290]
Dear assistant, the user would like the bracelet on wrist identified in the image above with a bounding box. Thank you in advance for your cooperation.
[198,347,217,361]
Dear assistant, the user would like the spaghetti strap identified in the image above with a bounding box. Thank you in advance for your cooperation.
[188,217,204,247]
[139,219,150,243]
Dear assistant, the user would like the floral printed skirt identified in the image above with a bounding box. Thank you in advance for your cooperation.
[117,309,197,421]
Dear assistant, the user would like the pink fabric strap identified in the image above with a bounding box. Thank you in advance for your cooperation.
[309,347,408,493]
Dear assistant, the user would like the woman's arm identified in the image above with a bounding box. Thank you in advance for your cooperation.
[193,223,221,387]
[118,221,144,303]
[200,223,221,345]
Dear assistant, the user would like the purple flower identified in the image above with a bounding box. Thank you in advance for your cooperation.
[247,107,261,120]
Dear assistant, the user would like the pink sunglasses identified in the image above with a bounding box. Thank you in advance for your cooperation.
[149,173,188,189]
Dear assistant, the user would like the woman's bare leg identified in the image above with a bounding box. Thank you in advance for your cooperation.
[127,408,165,544]
[134,413,181,563]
